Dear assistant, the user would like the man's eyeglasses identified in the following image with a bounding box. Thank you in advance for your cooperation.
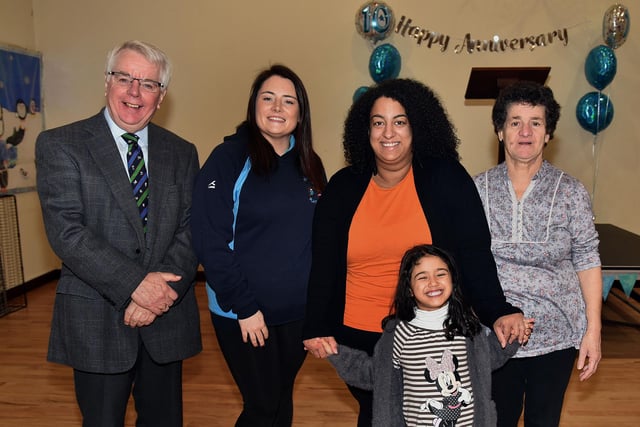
[107,71,164,93]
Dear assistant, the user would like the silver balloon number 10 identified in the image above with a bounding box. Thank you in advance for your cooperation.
[362,4,391,34]
[355,1,395,45]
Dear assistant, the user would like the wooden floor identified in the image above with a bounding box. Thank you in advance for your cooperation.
[1,282,639,426]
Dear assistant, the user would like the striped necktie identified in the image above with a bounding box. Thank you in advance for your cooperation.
[122,133,149,232]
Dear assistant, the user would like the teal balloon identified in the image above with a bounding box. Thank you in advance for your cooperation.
[576,91,614,135]
[585,45,617,90]
[369,43,401,83]
[353,86,369,102]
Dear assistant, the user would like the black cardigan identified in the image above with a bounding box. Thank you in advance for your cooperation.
[302,157,520,340]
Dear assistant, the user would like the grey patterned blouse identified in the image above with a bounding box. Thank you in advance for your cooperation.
[474,161,601,358]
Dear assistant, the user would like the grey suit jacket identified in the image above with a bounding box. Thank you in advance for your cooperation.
[36,110,202,373]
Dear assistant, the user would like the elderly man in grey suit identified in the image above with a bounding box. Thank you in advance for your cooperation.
[35,40,201,427]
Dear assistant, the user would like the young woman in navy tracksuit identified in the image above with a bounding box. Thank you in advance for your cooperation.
[191,64,325,427]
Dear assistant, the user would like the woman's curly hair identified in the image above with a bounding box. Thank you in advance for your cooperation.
[343,78,460,174]
[492,80,561,140]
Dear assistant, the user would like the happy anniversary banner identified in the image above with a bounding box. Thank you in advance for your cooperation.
[394,15,569,54]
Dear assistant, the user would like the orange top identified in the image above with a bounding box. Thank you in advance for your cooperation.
[344,168,432,332]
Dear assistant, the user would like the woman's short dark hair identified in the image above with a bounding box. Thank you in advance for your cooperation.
[492,80,561,140]
[244,64,325,193]
[389,244,481,339]
[343,78,460,174]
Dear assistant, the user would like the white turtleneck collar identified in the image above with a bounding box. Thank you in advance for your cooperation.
[409,302,449,330]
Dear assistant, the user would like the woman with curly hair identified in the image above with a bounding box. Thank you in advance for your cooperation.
[302,78,528,426]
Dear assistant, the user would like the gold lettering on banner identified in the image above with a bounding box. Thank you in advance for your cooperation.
[394,15,569,54]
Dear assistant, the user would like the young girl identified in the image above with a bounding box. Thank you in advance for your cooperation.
[328,244,533,427]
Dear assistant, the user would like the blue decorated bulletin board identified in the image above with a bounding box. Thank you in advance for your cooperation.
[0,45,43,194]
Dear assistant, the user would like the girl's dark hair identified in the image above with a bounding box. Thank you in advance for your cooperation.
[243,64,325,193]
[343,78,460,174]
[388,244,481,340]
[492,80,561,140]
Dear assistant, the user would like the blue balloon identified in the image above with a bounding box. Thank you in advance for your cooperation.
[576,91,614,135]
[353,86,369,102]
[584,45,617,90]
[369,43,401,83]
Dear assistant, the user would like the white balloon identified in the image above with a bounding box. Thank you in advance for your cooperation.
[603,4,630,49]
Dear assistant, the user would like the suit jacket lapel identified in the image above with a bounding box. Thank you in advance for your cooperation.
[146,124,173,245]
[84,113,146,244]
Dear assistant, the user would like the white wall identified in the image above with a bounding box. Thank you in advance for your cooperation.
[0,0,58,283]
[3,0,639,280]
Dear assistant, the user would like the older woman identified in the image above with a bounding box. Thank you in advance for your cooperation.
[191,64,326,426]
[302,78,526,426]
[474,81,602,427]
